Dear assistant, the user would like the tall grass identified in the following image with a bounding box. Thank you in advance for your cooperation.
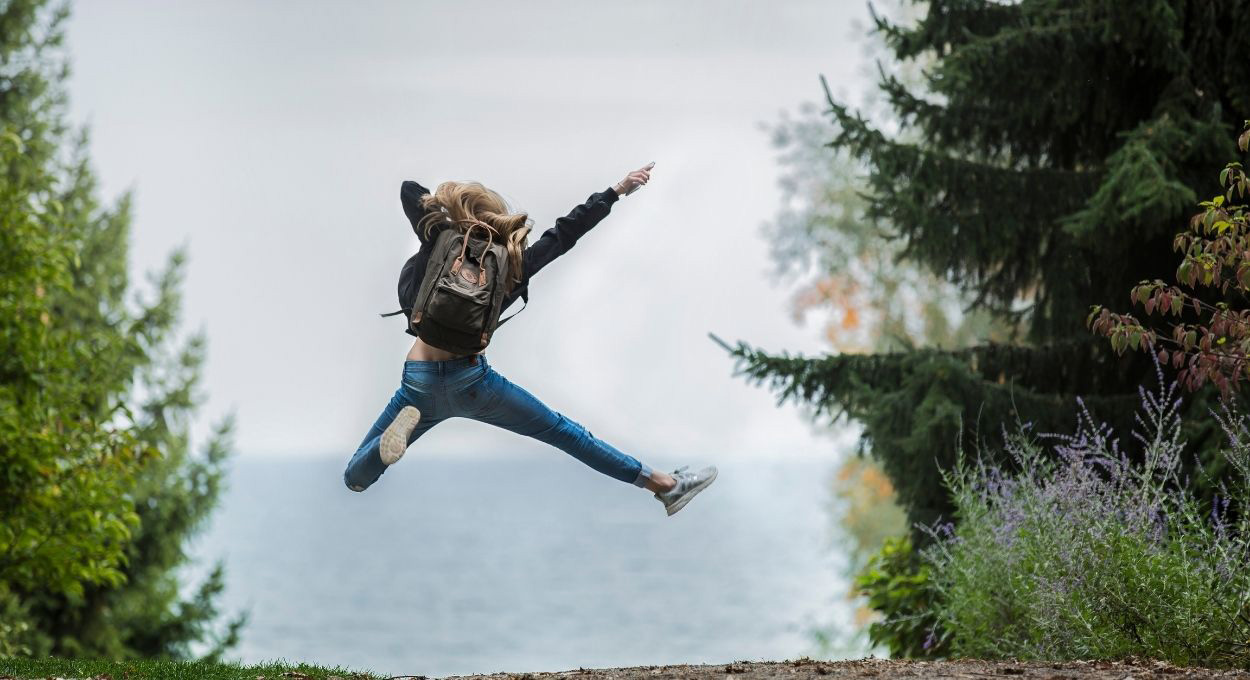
[920,360,1250,668]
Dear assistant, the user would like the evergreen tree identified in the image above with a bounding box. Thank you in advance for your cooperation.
[718,0,1250,538]
[0,0,243,657]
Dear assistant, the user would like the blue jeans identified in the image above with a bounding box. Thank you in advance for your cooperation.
[343,353,654,492]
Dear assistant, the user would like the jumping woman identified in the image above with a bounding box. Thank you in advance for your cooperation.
[342,162,718,516]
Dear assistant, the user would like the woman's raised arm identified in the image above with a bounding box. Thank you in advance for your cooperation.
[519,186,617,283]
[519,163,653,283]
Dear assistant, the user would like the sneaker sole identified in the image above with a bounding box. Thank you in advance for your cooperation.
[666,467,718,516]
[380,405,421,466]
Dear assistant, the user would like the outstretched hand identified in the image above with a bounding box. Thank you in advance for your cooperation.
[614,161,654,197]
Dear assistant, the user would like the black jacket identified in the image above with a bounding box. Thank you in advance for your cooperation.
[397,180,621,337]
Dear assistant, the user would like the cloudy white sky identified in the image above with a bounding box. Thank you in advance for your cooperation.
[65,0,877,463]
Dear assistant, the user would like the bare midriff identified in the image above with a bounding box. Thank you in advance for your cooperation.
[405,336,481,362]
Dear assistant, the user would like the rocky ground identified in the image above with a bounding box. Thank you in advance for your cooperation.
[8,657,1248,680]
[436,658,1250,680]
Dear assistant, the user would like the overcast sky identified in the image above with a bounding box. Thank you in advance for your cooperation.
[64,0,876,464]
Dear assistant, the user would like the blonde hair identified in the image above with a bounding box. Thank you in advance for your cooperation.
[415,180,532,291]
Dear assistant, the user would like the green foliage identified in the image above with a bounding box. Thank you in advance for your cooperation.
[0,0,241,659]
[0,0,142,617]
[0,585,35,657]
[1090,122,1250,395]
[853,535,945,659]
[0,656,383,680]
[759,4,997,655]
[761,100,1003,354]
[762,0,1010,357]
[712,334,1220,536]
[921,373,1250,667]
[720,0,1250,545]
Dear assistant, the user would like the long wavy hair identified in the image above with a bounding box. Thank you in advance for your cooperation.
[414,180,532,291]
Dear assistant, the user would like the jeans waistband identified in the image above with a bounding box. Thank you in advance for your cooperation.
[403,353,487,375]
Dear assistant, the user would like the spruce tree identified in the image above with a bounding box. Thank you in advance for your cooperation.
[719,0,1250,538]
[0,0,242,657]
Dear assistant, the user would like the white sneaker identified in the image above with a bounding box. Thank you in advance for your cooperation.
[655,465,718,516]
[380,405,421,465]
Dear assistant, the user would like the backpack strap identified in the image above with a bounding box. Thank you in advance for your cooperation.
[379,308,408,318]
[496,288,527,326]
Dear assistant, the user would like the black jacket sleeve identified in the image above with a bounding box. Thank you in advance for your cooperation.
[400,180,435,242]
[519,185,619,284]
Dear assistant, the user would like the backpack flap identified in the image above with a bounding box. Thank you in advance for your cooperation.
[408,227,462,329]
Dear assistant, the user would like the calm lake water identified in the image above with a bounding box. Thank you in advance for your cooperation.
[188,452,856,677]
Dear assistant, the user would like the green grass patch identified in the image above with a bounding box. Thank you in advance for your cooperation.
[0,657,388,680]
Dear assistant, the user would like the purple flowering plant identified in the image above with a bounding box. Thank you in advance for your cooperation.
[917,355,1250,668]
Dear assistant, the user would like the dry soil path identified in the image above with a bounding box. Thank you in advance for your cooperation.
[432,658,1250,680]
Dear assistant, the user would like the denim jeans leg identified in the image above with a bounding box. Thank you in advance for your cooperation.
[467,369,652,487]
[343,386,410,492]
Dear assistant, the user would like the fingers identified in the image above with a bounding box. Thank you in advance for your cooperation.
[620,163,654,194]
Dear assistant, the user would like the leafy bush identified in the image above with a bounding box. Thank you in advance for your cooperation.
[1090,121,1250,394]
[920,360,1250,667]
[0,585,34,656]
[853,535,945,658]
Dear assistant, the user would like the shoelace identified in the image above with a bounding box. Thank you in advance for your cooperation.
[668,466,692,493]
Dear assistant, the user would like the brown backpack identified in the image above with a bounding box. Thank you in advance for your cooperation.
[405,219,519,354]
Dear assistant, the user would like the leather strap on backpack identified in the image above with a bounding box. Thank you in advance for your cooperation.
[449,218,499,287]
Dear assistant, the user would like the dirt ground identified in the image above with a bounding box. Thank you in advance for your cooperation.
[435,658,1250,680]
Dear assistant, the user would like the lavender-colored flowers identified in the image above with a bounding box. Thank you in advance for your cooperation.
[918,357,1250,668]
